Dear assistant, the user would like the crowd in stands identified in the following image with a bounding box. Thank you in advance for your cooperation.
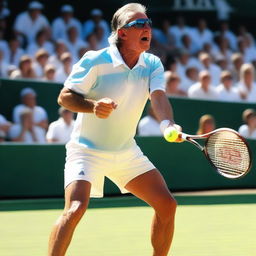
[1,1,256,142]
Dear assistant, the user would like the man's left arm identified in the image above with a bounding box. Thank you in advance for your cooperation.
[151,90,183,142]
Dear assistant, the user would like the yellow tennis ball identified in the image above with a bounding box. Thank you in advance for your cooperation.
[164,127,179,142]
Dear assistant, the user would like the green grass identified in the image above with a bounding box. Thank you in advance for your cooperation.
[0,196,256,256]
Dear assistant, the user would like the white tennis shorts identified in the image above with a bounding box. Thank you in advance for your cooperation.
[64,142,156,197]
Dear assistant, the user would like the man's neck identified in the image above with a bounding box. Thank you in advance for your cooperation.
[118,45,141,69]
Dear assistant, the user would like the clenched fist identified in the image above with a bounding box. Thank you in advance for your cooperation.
[93,98,117,119]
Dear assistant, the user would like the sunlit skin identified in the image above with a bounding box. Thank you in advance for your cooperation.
[118,12,152,69]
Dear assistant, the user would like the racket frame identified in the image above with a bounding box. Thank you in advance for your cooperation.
[180,128,252,179]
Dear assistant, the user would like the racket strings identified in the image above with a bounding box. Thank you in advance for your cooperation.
[206,131,250,178]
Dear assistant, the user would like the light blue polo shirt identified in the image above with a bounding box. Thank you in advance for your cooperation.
[64,44,165,151]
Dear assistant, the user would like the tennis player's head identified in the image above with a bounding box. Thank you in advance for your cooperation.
[109,3,152,52]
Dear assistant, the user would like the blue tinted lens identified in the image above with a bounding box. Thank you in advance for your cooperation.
[123,19,152,28]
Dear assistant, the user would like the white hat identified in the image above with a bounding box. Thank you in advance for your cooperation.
[28,1,43,10]
[61,5,73,13]
[91,8,102,16]
[20,87,36,97]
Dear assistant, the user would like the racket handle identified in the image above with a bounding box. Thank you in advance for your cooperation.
[180,133,188,140]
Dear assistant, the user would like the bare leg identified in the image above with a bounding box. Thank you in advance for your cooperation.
[48,180,91,256]
[125,169,177,256]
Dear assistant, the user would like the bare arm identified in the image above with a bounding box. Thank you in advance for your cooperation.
[57,87,117,118]
[150,90,175,124]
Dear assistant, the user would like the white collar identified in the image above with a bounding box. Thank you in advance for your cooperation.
[109,44,146,68]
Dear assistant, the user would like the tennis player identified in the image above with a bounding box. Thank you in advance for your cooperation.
[48,3,182,256]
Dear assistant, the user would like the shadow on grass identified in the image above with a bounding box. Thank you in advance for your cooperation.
[1,193,256,211]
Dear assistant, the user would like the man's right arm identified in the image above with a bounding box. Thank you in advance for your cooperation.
[58,87,117,118]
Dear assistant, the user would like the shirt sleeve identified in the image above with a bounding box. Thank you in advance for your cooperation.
[64,52,97,96]
[46,122,56,141]
[149,56,165,94]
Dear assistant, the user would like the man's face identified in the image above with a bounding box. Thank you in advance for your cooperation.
[119,12,152,53]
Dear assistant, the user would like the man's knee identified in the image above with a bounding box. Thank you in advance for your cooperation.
[154,196,177,222]
[61,201,87,224]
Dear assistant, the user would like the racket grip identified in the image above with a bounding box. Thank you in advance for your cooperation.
[180,133,188,140]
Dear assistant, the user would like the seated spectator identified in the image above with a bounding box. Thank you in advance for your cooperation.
[13,1,50,46]
[188,70,218,100]
[83,9,110,43]
[180,66,199,93]
[7,36,25,67]
[164,55,177,72]
[180,34,198,55]
[65,26,88,63]
[55,52,72,83]
[0,48,8,77]
[152,19,176,55]
[137,104,162,136]
[214,35,233,65]
[238,108,256,139]
[52,4,82,41]
[237,37,254,64]
[216,70,240,102]
[216,21,237,51]
[190,18,214,51]
[164,71,186,97]
[33,48,49,78]
[199,52,221,86]
[12,87,48,130]
[197,114,216,135]
[9,55,36,79]
[94,25,109,49]
[169,16,192,48]
[46,107,74,143]
[48,40,67,70]
[236,63,256,103]
[176,49,201,84]
[8,107,46,143]
[230,53,244,82]
[26,29,54,57]
[42,63,56,82]
[0,113,11,141]
[215,54,229,71]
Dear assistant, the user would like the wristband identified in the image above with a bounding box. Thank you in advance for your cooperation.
[160,120,174,134]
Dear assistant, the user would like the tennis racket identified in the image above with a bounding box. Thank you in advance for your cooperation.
[180,128,252,179]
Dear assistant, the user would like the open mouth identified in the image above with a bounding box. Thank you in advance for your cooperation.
[141,36,149,41]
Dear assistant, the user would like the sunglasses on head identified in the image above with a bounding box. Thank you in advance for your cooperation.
[123,18,152,29]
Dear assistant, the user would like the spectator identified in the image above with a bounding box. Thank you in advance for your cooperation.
[214,35,233,65]
[197,114,216,135]
[236,63,256,102]
[46,107,74,143]
[7,36,25,66]
[230,53,244,82]
[238,108,256,139]
[8,107,46,143]
[52,4,82,41]
[48,40,67,70]
[65,26,88,63]
[0,48,8,77]
[216,21,237,51]
[237,37,254,64]
[86,32,100,51]
[0,112,11,141]
[137,104,162,136]
[190,18,214,51]
[180,34,198,55]
[83,8,110,43]
[176,49,201,84]
[169,16,191,48]
[0,0,10,20]
[33,48,49,78]
[26,29,54,57]
[164,71,186,97]
[164,55,177,72]
[42,63,56,82]
[199,52,221,86]
[13,1,50,46]
[216,70,240,102]
[55,52,72,83]
[94,25,109,49]
[188,70,218,100]
[215,54,229,70]
[12,87,48,130]
[9,55,36,79]
[180,66,199,93]
[152,19,176,55]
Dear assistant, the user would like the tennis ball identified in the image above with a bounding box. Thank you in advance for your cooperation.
[164,127,179,142]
